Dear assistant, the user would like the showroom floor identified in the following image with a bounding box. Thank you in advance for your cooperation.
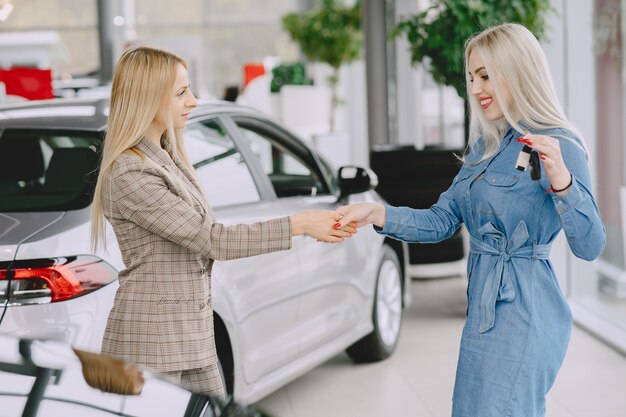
[255,277,626,417]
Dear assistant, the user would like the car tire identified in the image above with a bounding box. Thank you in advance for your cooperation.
[346,245,403,363]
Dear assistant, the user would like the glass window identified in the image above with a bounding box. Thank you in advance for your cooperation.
[568,0,626,351]
[318,158,338,194]
[0,130,100,212]
[236,124,327,198]
[1,1,300,96]
[184,120,260,207]
[0,1,99,76]
[420,64,465,149]
[131,0,300,98]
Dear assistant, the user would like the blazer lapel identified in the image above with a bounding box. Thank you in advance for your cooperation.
[134,137,209,214]
[166,143,206,197]
[135,137,172,168]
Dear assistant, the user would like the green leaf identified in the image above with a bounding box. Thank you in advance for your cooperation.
[270,62,313,93]
[282,0,362,70]
[392,0,552,98]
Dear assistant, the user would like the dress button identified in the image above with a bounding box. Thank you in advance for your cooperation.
[201,268,206,274]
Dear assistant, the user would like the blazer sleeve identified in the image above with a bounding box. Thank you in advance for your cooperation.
[109,158,292,261]
[549,133,606,261]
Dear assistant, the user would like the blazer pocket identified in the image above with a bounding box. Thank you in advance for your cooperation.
[151,302,207,331]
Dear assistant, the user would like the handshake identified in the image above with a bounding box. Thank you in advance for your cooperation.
[289,203,385,243]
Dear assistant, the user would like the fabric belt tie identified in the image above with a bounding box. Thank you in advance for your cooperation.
[469,221,551,333]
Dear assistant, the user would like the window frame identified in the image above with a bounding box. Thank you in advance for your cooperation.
[226,114,333,200]
[183,116,265,208]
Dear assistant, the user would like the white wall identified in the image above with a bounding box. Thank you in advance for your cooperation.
[394,0,422,148]
[542,0,598,294]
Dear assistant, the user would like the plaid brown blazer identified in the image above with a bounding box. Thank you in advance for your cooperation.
[101,137,292,373]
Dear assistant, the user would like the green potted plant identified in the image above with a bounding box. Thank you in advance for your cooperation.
[282,0,362,132]
[270,62,313,93]
[392,0,552,136]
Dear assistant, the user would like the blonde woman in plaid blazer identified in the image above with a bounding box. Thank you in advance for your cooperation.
[90,46,354,398]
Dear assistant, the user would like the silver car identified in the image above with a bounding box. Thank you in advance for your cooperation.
[0,98,410,404]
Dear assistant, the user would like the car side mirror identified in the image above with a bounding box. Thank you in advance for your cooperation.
[338,166,378,199]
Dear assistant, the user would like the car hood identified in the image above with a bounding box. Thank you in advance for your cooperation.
[0,212,65,261]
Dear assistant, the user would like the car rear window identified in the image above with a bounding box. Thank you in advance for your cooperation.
[0,129,101,212]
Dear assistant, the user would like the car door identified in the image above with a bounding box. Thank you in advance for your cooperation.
[183,117,302,384]
[230,116,366,356]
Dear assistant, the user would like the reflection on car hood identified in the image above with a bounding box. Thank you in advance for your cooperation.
[0,212,64,247]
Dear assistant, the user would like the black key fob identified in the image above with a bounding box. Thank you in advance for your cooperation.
[529,151,541,181]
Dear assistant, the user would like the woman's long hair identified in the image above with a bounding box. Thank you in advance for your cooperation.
[91,46,197,251]
[463,23,585,163]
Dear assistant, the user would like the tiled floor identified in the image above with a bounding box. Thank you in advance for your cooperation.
[255,277,626,417]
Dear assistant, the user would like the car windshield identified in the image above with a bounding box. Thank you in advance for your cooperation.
[0,129,101,212]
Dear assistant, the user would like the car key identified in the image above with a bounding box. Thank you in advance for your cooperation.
[529,150,541,181]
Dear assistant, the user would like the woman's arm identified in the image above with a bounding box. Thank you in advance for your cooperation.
[337,174,465,244]
[204,211,354,261]
[110,159,352,261]
[524,132,606,260]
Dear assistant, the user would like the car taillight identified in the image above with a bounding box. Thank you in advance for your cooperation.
[0,256,117,305]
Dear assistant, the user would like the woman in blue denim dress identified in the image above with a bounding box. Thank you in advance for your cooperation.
[336,23,605,417]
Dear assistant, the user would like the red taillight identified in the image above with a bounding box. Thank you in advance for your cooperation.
[0,256,117,304]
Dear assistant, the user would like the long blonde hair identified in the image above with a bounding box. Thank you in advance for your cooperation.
[463,23,585,163]
[91,46,197,251]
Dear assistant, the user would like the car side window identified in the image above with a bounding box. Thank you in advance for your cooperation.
[318,158,339,194]
[184,119,261,207]
[0,130,100,212]
[236,124,328,198]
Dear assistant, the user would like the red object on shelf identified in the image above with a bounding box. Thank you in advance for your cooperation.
[243,64,266,89]
[0,67,54,100]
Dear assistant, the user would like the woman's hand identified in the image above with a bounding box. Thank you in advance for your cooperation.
[335,203,386,229]
[517,133,572,194]
[290,210,357,243]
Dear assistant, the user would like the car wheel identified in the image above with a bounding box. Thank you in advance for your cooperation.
[346,245,403,363]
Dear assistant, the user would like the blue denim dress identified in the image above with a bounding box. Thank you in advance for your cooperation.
[377,126,605,417]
